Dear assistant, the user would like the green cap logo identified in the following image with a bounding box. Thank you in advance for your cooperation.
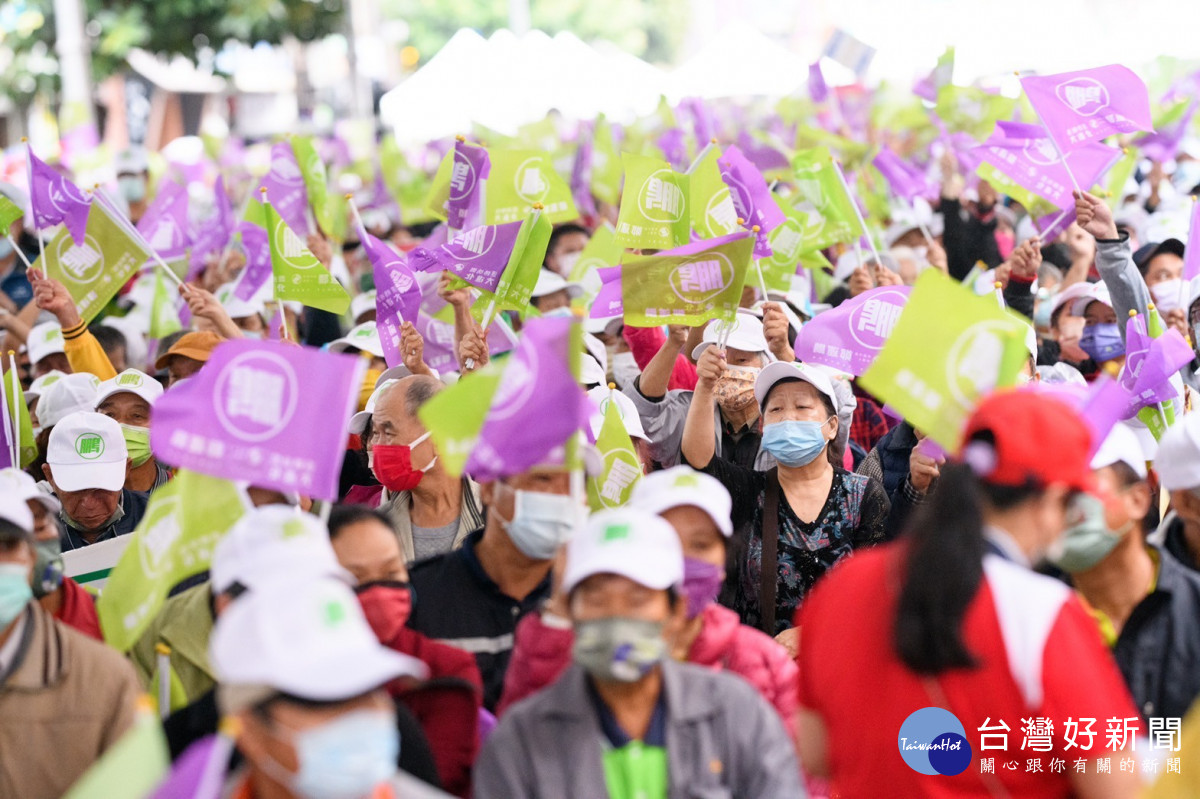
[75,433,105,459]
[117,373,143,387]
[672,473,699,488]
[281,518,308,539]
[602,523,631,543]
[322,599,347,628]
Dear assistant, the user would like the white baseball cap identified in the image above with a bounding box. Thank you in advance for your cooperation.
[214,282,265,321]
[328,322,385,359]
[587,386,647,442]
[1069,282,1114,317]
[580,354,606,387]
[24,369,66,406]
[0,467,61,516]
[26,322,64,367]
[351,291,377,324]
[0,492,33,537]
[629,465,733,537]
[754,360,839,413]
[562,508,684,595]
[94,369,164,410]
[1155,414,1200,491]
[349,378,401,435]
[211,574,427,713]
[46,411,128,492]
[584,315,623,337]
[1049,281,1096,319]
[532,269,584,300]
[691,312,770,360]
[210,505,353,595]
[1090,423,1148,479]
[36,372,101,429]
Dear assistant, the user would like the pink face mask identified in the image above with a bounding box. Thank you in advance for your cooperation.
[995,229,1015,260]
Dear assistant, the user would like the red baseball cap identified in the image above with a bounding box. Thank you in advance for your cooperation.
[960,389,1095,493]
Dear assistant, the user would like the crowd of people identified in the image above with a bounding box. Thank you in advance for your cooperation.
[3,51,1200,799]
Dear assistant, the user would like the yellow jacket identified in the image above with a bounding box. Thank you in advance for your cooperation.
[61,321,117,381]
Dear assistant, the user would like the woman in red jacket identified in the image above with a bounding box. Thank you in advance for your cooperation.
[497,466,798,736]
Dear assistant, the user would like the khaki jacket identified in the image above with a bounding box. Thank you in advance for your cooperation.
[129,582,215,713]
[0,603,141,799]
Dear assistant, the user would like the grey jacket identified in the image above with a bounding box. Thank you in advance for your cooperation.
[474,660,804,799]
[379,477,484,563]
[1095,234,1200,391]
[624,373,857,471]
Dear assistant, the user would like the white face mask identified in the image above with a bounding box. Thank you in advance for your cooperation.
[1150,278,1185,313]
[557,252,581,277]
[498,487,580,560]
[611,351,641,389]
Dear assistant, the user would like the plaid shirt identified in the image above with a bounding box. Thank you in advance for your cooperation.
[849,397,892,455]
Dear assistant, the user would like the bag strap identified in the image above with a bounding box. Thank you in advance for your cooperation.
[760,467,781,635]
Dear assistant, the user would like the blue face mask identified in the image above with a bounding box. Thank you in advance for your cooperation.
[1078,322,1125,363]
[0,237,13,261]
[0,562,33,627]
[761,418,832,468]
[262,709,399,799]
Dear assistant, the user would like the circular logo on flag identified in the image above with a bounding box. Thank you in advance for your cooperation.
[449,149,479,201]
[704,190,739,238]
[848,288,909,350]
[765,218,805,267]
[448,226,497,261]
[1054,77,1110,117]
[515,158,550,204]
[1023,138,1060,167]
[137,494,183,581]
[271,149,305,185]
[52,233,106,286]
[74,433,105,460]
[946,321,1011,408]
[638,170,686,223]
[149,216,186,252]
[213,350,300,442]
[594,447,641,509]
[897,707,972,776]
[488,350,537,421]
[47,177,89,216]
[669,253,735,305]
[274,218,317,271]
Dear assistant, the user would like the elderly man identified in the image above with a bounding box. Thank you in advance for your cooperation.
[94,368,169,492]
[41,411,148,550]
[0,492,141,799]
[476,508,802,798]
[370,376,484,562]
[155,330,224,387]
[210,574,449,799]
[407,453,595,711]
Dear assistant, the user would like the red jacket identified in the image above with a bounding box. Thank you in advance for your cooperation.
[497,603,799,737]
[623,326,698,392]
[358,592,482,798]
[53,577,101,640]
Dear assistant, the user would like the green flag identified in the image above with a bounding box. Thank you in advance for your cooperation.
[1105,147,1139,201]
[147,266,182,340]
[418,363,504,476]
[381,136,433,224]
[0,194,21,237]
[266,199,351,314]
[570,223,623,285]
[591,117,624,207]
[62,702,169,799]
[758,202,812,293]
[3,362,36,467]
[244,195,267,227]
[587,394,642,511]
[291,135,335,235]
[791,146,866,250]
[38,199,150,324]
[474,208,553,318]
[615,153,690,250]
[974,162,1059,219]
[859,269,1030,452]
[97,470,247,652]
[487,149,577,226]
[620,233,754,327]
[688,145,740,240]
[424,148,454,222]
[935,86,1017,141]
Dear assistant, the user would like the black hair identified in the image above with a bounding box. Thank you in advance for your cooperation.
[406,221,439,239]
[402,375,442,417]
[328,504,396,540]
[1039,242,1072,272]
[893,456,1044,675]
[155,330,188,365]
[0,520,30,546]
[252,689,378,726]
[546,223,589,258]
[91,325,128,361]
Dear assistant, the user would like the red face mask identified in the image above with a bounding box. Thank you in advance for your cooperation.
[355,580,414,644]
[370,432,436,493]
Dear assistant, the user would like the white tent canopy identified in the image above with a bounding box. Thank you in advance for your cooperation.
[666,22,811,101]
[380,29,670,143]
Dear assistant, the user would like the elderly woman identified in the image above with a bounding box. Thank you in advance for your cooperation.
[681,355,889,635]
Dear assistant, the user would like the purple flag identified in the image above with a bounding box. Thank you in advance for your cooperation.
[1121,316,1192,413]
[682,97,717,144]
[589,266,624,318]
[258,142,310,237]
[27,150,92,245]
[364,232,423,369]
[464,317,592,482]
[136,181,192,261]
[232,222,272,302]
[150,734,229,799]
[717,145,784,257]
[1136,99,1198,162]
[189,176,234,280]
[1035,206,1076,242]
[872,147,936,201]
[657,128,690,171]
[977,127,1121,212]
[414,312,460,375]
[407,221,523,293]
[1080,377,1134,457]
[267,305,284,341]
[809,61,829,103]
[446,140,490,231]
[1185,199,1200,281]
[1020,65,1153,153]
[794,286,912,376]
[570,136,597,219]
[150,340,365,501]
